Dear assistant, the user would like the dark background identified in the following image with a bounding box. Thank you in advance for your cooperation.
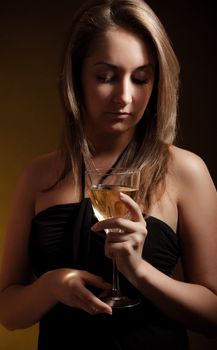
[0,1,216,349]
[147,0,217,186]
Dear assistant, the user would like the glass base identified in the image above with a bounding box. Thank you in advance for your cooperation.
[99,290,141,309]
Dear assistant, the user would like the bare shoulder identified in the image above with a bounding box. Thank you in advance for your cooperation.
[10,150,63,219]
[168,145,216,217]
[169,145,214,187]
[20,150,62,192]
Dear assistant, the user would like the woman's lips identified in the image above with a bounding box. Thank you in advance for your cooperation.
[105,112,132,119]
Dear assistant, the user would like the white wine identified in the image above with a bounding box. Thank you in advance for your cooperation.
[86,169,141,308]
[88,184,137,221]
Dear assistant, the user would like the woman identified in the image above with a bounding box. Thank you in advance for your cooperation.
[0,0,216,349]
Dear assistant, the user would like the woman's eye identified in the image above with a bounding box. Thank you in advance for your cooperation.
[132,77,149,85]
[96,75,114,83]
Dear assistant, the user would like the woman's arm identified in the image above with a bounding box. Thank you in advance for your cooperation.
[0,156,112,330]
[0,158,56,329]
[93,148,217,336]
[138,150,217,335]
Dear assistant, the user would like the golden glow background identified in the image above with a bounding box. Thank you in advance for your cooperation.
[0,1,216,349]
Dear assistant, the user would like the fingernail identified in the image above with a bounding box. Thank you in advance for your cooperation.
[91,225,97,231]
[106,309,112,315]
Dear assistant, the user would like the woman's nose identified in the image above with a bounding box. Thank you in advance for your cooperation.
[112,78,132,106]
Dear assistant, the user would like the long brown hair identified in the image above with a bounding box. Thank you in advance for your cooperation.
[58,0,180,209]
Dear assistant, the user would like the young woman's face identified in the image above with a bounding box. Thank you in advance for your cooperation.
[81,28,155,137]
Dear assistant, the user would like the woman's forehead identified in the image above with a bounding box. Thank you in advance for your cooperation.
[85,28,155,69]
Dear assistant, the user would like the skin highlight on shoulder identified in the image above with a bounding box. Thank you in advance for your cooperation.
[169,145,209,183]
[23,150,62,192]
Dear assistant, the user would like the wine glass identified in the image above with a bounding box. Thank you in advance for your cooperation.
[86,167,141,308]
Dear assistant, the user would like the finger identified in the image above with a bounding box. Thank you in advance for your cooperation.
[84,272,111,290]
[106,230,145,243]
[77,284,112,315]
[119,192,144,221]
[92,217,146,234]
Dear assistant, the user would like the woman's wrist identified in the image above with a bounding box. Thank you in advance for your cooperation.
[40,270,59,305]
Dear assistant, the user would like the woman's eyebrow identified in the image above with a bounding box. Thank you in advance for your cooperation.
[94,61,154,70]
[94,62,117,69]
[136,64,154,70]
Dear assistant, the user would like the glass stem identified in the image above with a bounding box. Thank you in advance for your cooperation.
[112,258,121,297]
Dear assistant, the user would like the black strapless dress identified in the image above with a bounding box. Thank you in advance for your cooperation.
[29,199,189,349]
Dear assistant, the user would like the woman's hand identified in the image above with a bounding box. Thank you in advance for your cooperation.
[91,192,147,281]
[48,268,112,315]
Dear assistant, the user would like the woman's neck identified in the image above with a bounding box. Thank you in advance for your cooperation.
[87,131,134,170]
[89,128,134,153]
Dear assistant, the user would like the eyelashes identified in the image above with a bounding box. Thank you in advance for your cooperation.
[132,78,149,85]
[96,75,149,85]
[96,75,114,83]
